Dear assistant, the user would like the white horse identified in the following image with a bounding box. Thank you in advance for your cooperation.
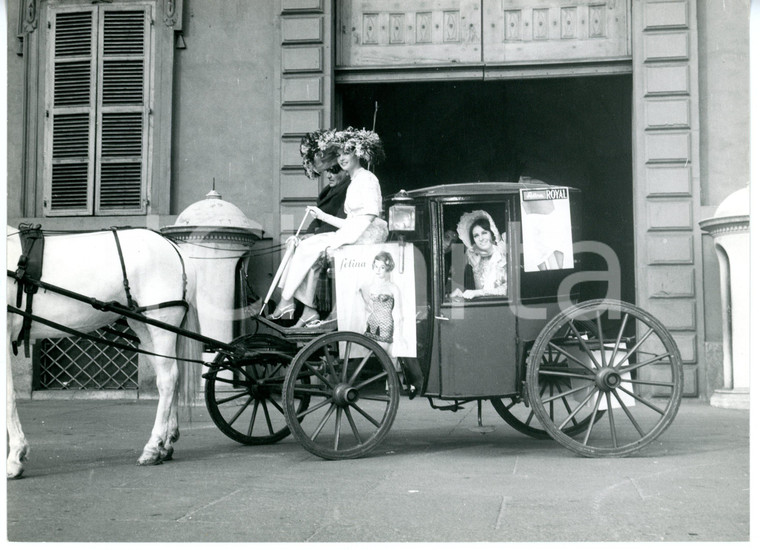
[6,227,203,478]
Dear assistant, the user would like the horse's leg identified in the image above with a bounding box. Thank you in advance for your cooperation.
[129,321,182,465]
[7,340,30,479]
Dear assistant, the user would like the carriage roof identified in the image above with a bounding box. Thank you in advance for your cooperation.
[399,181,580,199]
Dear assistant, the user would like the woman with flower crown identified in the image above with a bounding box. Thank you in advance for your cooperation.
[269,127,388,327]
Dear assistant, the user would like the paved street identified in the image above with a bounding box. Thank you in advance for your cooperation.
[4,397,750,543]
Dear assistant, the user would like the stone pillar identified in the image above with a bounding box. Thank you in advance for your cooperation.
[699,187,750,409]
[161,189,263,403]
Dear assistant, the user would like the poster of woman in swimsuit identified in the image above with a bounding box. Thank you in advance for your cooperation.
[333,243,417,358]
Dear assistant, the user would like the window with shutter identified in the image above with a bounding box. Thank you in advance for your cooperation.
[44,2,152,216]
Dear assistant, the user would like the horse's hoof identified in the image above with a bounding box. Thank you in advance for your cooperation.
[136,450,163,466]
[160,447,174,461]
[7,464,25,479]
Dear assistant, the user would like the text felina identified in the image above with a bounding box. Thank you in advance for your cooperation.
[339,258,367,270]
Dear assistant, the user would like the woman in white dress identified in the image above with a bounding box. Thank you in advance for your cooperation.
[450,210,507,300]
[269,127,388,326]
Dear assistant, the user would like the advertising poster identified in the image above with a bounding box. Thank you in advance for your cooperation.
[520,187,574,272]
[333,243,417,358]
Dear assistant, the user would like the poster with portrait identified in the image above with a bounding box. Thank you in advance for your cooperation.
[520,187,574,272]
[333,243,417,358]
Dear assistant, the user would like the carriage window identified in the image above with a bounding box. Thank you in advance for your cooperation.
[441,202,508,302]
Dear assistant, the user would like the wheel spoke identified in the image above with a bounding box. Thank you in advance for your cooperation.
[341,342,352,383]
[322,344,339,383]
[595,311,607,369]
[354,370,388,391]
[292,384,332,398]
[247,400,259,436]
[265,395,285,415]
[348,352,374,385]
[629,379,675,389]
[617,384,666,415]
[540,380,596,405]
[610,313,629,363]
[618,352,673,375]
[360,394,391,403]
[228,395,255,426]
[333,407,343,451]
[555,383,579,426]
[606,392,618,448]
[582,392,604,445]
[304,361,333,388]
[557,388,597,431]
[344,408,363,444]
[310,403,337,441]
[214,389,251,405]
[297,396,333,420]
[261,399,275,436]
[349,402,382,428]
[612,389,646,437]
[611,327,654,369]
[569,321,603,371]
[538,368,595,381]
[547,342,597,375]
[209,372,253,387]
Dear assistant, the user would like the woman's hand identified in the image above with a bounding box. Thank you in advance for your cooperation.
[306,205,325,221]
[450,288,478,300]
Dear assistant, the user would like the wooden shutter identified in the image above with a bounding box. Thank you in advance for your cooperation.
[44,3,150,216]
[95,6,150,214]
[44,7,97,215]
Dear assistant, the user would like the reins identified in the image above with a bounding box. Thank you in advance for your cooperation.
[7,304,212,366]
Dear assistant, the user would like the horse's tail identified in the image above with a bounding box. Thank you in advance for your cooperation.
[176,283,204,422]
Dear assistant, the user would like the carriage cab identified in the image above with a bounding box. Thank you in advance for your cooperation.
[384,182,583,400]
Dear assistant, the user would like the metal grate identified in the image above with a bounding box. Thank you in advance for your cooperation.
[38,319,138,390]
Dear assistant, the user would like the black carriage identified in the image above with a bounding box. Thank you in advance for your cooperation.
[204,182,683,459]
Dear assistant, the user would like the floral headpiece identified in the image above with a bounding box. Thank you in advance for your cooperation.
[335,126,385,166]
[300,129,340,179]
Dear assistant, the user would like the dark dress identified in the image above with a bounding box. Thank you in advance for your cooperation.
[306,179,350,234]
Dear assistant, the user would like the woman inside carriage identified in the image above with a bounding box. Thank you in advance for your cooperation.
[267,127,388,327]
[449,210,508,300]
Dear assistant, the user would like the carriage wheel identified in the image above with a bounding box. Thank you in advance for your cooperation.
[205,345,308,445]
[491,321,604,439]
[282,331,400,460]
[526,299,683,457]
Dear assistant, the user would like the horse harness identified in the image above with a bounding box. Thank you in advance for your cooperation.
[9,226,190,357]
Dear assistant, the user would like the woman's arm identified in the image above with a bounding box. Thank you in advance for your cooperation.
[307,206,345,229]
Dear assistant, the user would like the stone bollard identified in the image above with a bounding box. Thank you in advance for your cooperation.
[162,189,263,410]
[699,186,749,409]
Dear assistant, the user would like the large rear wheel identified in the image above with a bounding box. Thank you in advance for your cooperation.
[526,299,683,457]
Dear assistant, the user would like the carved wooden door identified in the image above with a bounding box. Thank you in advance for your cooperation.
[482,0,630,64]
[336,0,483,68]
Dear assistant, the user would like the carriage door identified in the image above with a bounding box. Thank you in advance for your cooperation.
[436,199,517,398]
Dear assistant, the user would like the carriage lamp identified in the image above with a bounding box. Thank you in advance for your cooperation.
[389,190,416,232]
[389,190,415,273]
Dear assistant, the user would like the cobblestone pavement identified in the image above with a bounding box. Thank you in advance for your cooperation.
[4,398,751,543]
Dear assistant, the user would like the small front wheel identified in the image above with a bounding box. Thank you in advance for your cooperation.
[282,331,400,460]
[205,338,306,445]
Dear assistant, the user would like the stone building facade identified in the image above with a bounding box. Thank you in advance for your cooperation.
[5,0,751,400]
